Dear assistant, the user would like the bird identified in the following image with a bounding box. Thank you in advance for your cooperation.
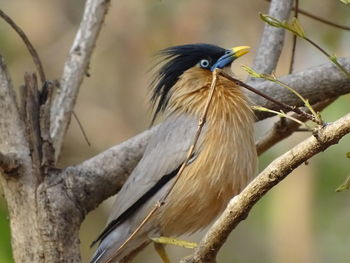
[90,43,257,263]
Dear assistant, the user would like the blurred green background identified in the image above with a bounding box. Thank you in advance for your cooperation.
[0,0,349,262]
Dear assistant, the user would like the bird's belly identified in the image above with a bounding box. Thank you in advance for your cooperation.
[157,134,255,236]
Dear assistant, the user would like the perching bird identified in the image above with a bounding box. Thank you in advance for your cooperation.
[91,43,257,263]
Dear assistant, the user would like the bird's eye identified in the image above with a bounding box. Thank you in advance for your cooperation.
[199,59,210,69]
[225,50,232,55]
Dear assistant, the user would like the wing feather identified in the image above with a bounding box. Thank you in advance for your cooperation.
[92,114,204,246]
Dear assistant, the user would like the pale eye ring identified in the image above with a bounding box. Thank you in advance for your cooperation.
[225,50,232,55]
[200,59,210,68]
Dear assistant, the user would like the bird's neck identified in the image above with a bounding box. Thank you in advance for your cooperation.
[165,68,254,127]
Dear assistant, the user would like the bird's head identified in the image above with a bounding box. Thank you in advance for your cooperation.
[150,43,250,122]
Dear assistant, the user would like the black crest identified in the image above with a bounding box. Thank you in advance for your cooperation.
[150,43,226,123]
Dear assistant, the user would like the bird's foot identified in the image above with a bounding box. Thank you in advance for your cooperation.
[153,242,171,263]
[151,236,197,249]
[152,237,197,263]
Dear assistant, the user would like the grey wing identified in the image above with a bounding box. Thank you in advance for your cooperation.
[90,114,206,262]
[108,113,202,223]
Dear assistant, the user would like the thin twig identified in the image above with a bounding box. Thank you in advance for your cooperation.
[219,71,321,124]
[264,0,350,31]
[259,13,350,78]
[106,69,221,263]
[289,0,299,74]
[72,111,91,146]
[0,9,46,84]
[303,37,350,78]
[256,98,335,155]
[298,8,350,31]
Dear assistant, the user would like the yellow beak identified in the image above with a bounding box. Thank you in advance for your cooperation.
[231,46,250,58]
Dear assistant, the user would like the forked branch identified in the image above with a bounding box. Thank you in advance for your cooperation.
[50,0,111,162]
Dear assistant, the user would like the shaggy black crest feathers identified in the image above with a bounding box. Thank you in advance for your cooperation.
[150,43,226,123]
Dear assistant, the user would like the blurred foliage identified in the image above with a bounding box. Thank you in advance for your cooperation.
[0,199,13,263]
[0,0,350,263]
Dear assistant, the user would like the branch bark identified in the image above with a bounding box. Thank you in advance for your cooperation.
[61,127,156,214]
[0,56,28,165]
[1,0,350,262]
[50,0,111,162]
[251,0,293,78]
[0,57,46,262]
[181,112,350,263]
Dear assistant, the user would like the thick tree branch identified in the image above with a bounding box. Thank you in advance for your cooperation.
[61,58,350,215]
[181,112,350,263]
[50,0,111,162]
[251,0,293,78]
[61,127,156,213]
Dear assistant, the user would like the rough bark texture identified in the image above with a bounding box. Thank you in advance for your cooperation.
[0,0,111,261]
[251,0,293,79]
[0,57,44,263]
[0,0,350,262]
[50,0,111,161]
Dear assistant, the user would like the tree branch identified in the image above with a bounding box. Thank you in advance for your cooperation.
[61,58,350,215]
[61,126,156,213]
[251,0,293,79]
[50,0,111,162]
[181,112,350,263]
[0,56,29,173]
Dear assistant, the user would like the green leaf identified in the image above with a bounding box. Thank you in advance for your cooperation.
[241,65,275,81]
[260,13,285,29]
[336,175,350,192]
[251,106,307,127]
[259,13,306,38]
[339,0,350,4]
[241,65,263,78]
[289,17,305,38]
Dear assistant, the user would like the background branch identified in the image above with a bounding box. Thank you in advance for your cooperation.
[181,112,350,263]
[288,0,298,74]
[251,0,293,79]
[50,0,111,162]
